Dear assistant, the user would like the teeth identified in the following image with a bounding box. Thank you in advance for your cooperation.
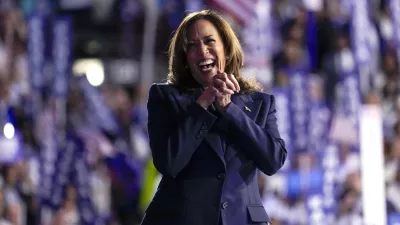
[198,59,214,66]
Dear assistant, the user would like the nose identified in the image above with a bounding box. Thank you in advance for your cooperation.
[199,43,209,57]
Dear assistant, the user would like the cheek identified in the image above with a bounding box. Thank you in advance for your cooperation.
[186,52,197,65]
[213,45,224,57]
[186,56,198,73]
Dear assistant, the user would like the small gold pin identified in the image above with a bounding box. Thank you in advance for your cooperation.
[245,106,251,112]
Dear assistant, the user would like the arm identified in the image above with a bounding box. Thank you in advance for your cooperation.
[221,94,287,175]
[147,84,217,178]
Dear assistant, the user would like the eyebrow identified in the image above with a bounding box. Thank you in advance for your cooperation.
[188,35,214,43]
[203,35,214,39]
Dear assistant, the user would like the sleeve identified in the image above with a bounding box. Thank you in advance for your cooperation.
[220,94,287,175]
[147,84,218,178]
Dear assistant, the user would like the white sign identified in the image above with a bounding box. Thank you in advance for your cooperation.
[359,105,387,225]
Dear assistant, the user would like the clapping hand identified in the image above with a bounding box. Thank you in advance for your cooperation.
[212,71,240,112]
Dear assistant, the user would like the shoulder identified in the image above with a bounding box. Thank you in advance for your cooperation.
[148,83,180,98]
[246,91,277,113]
[149,82,176,92]
[247,91,275,103]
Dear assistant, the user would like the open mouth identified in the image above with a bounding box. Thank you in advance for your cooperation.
[198,60,216,72]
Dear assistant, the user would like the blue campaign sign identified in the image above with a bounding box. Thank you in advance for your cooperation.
[287,68,310,152]
[306,143,339,225]
[390,0,400,49]
[77,76,120,136]
[307,194,325,225]
[333,71,361,148]
[241,0,273,82]
[185,0,204,11]
[27,15,46,90]
[273,88,291,146]
[308,101,331,153]
[389,213,400,225]
[52,16,73,97]
[273,88,292,171]
[350,0,372,66]
[321,143,339,218]
[35,0,54,16]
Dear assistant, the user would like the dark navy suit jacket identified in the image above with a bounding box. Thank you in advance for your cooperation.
[140,83,287,225]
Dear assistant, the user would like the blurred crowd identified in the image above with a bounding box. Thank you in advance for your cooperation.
[0,0,399,225]
[259,1,400,225]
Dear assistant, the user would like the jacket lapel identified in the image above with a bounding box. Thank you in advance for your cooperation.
[224,94,262,163]
[169,89,263,166]
[170,88,227,167]
[231,95,262,121]
[204,132,226,168]
[170,87,202,112]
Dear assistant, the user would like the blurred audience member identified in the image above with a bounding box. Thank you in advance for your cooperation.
[53,184,79,225]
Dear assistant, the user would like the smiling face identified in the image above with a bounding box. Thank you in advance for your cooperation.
[186,19,226,87]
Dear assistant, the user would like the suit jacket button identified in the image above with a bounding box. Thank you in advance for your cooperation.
[221,201,228,209]
[217,173,226,180]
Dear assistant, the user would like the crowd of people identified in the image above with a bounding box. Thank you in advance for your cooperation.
[0,0,399,225]
[259,1,400,225]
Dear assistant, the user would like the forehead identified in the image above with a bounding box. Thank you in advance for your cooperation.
[187,19,220,40]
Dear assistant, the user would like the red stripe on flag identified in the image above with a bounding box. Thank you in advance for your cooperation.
[210,0,255,25]
[234,0,257,15]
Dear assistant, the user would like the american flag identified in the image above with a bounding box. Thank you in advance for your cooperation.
[209,0,258,25]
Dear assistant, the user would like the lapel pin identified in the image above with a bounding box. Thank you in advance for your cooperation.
[245,106,251,112]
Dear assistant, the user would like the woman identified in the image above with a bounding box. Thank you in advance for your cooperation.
[141,10,287,225]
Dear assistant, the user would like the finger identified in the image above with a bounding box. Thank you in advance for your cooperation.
[216,91,225,100]
[213,73,227,81]
[210,86,219,95]
[217,86,234,95]
[229,74,240,92]
[209,86,220,99]
[202,86,218,99]
[203,87,217,102]
[224,77,236,91]
[214,73,235,91]
[213,78,226,89]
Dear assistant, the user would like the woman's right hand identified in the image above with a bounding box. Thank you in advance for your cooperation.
[196,86,220,110]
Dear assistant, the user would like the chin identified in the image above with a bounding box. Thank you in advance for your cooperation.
[193,71,216,87]
[205,74,217,85]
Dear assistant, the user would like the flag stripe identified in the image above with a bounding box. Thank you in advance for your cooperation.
[234,0,256,15]
[210,0,255,25]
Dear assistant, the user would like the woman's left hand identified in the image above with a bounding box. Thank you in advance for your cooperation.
[213,72,240,93]
[212,73,239,112]
[215,91,231,112]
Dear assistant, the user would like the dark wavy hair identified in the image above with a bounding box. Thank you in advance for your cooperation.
[167,9,262,92]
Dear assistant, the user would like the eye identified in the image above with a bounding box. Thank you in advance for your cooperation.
[206,39,215,44]
[186,42,195,49]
